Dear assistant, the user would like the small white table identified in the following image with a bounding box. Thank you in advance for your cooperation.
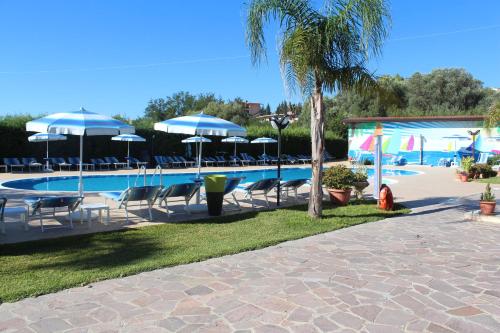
[2,206,28,234]
[79,203,110,228]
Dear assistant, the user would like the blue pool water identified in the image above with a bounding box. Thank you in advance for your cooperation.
[1,167,420,192]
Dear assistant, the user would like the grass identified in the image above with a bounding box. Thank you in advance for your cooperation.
[0,201,409,303]
[476,177,500,184]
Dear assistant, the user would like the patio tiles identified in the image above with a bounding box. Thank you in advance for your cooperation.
[2,197,500,331]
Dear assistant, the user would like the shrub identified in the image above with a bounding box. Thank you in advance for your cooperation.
[362,159,374,166]
[487,155,500,166]
[480,183,496,201]
[461,157,475,174]
[471,163,496,178]
[323,165,354,190]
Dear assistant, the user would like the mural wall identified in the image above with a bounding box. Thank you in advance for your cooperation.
[348,120,500,166]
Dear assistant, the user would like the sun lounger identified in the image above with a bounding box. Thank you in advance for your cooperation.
[324,151,334,162]
[214,156,226,166]
[25,196,82,232]
[0,197,29,234]
[279,179,309,202]
[90,158,111,170]
[165,156,183,168]
[100,185,162,222]
[236,178,280,209]
[154,156,170,168]
[3,158,25,172]
[156,182,200,217]
[50,157,72,171]
[104,157,127,169]
[21,157,43,172]
[68,157,95,171]
[229,155,243,166]
[477,152,490,164]
[127,157,148,168]
[176,156,195,168]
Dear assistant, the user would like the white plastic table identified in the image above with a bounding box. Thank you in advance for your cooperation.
[79,203,110,228]
[1,206,28,234]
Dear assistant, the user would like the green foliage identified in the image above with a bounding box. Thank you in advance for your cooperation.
[461,157,475,173]
[203,99,251,126]
[480,183,496,201]
[323,165,355,190]
[0,114,35,127]
[145,91,222,121]
[471,163,496,178]
[332,69,500,119]
[487,155,500,166]
[485,100,500,129]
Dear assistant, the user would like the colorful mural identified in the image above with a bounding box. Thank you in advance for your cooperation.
[348,120,500,166]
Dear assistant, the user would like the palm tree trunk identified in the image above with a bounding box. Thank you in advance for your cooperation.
[308,78,325,218]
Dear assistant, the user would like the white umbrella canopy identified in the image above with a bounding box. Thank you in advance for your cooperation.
[111,134,146,168]
[26,107,135,196]
[222,136,249,156]
[28,133,67,171]
[251,137,277,155]
[154,113,246,178]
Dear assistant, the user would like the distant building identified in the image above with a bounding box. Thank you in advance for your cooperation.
[491,87,500,92]
[244,102,262,116]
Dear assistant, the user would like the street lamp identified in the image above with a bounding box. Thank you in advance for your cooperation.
[270,114,290,206]
[467,130,480,161]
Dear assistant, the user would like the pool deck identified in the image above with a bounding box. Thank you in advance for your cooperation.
[0,162,494,244]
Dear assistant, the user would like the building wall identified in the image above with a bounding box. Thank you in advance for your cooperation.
[348,120,500,165]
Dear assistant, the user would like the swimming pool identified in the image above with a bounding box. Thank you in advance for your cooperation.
[0,167,420,192]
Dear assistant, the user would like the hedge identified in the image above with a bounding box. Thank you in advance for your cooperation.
[0,124,347,163]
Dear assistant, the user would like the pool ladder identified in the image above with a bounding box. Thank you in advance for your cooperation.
[133,165,163,187]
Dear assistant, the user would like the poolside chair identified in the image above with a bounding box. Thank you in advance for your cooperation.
[261,154,278,165]
[21,157,43,172]
[228,155,243,166]
[27,196,82,232]
[156,182,200,217]
[0,197,29,234]
[236,178,280,209]
[176,156,195,168]
[324,151,334,162]
[100,185,162,222]
[154,155,170,168]
[50,157,72,171]
[201,177,244,212]
[90,158,111,170]
[390,155,407,166]
[68,157,95,171]
[3,158,25,172]
[279,179,309,202]
[214,156,227,166]
[127,157,148,168]
[165,156,184,168]
[297,154,311,164]
[104,157,128,169]
[284,154,299,164]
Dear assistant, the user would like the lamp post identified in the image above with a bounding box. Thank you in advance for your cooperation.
[467,130,480,161]
[270,115,290,206]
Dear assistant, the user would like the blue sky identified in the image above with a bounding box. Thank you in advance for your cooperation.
[0,0,499,118]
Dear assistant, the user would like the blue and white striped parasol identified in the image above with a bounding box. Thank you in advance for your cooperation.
[154,113,246,178]
[181,136,212,143]
[182,137,212,165]
[222,136,249,156]
[26,107,135,195]
[251,137,277,155]
[111,134,146,168]
[28,133,67,171]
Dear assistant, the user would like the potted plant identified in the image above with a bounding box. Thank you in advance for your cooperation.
[479,183,496,215]
[460,157,474,182]
[352,166,369,200]
[323,165,354,205]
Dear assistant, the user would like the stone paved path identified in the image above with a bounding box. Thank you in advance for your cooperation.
[1,199,500,332]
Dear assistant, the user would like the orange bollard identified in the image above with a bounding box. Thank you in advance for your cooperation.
[379,184,394,211]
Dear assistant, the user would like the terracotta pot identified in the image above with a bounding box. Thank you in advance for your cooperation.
[460,173,469,182]
[327,188,352,206]
[479,201,496,215]
[455,172,462,180]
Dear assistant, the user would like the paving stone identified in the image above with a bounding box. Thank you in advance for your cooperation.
[447,305,483,316]
[350,304,382,322]
[184,285,214,296]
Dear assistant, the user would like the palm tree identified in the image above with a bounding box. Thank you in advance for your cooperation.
[246,0,390,218]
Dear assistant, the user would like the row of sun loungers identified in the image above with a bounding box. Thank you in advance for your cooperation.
[0,156,149,172]
[0,177,309,233]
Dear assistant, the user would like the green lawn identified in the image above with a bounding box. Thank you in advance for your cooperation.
[0,201,408,303]
[476,177,500,184]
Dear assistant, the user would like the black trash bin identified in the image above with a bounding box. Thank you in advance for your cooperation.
[204,175,227,216]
